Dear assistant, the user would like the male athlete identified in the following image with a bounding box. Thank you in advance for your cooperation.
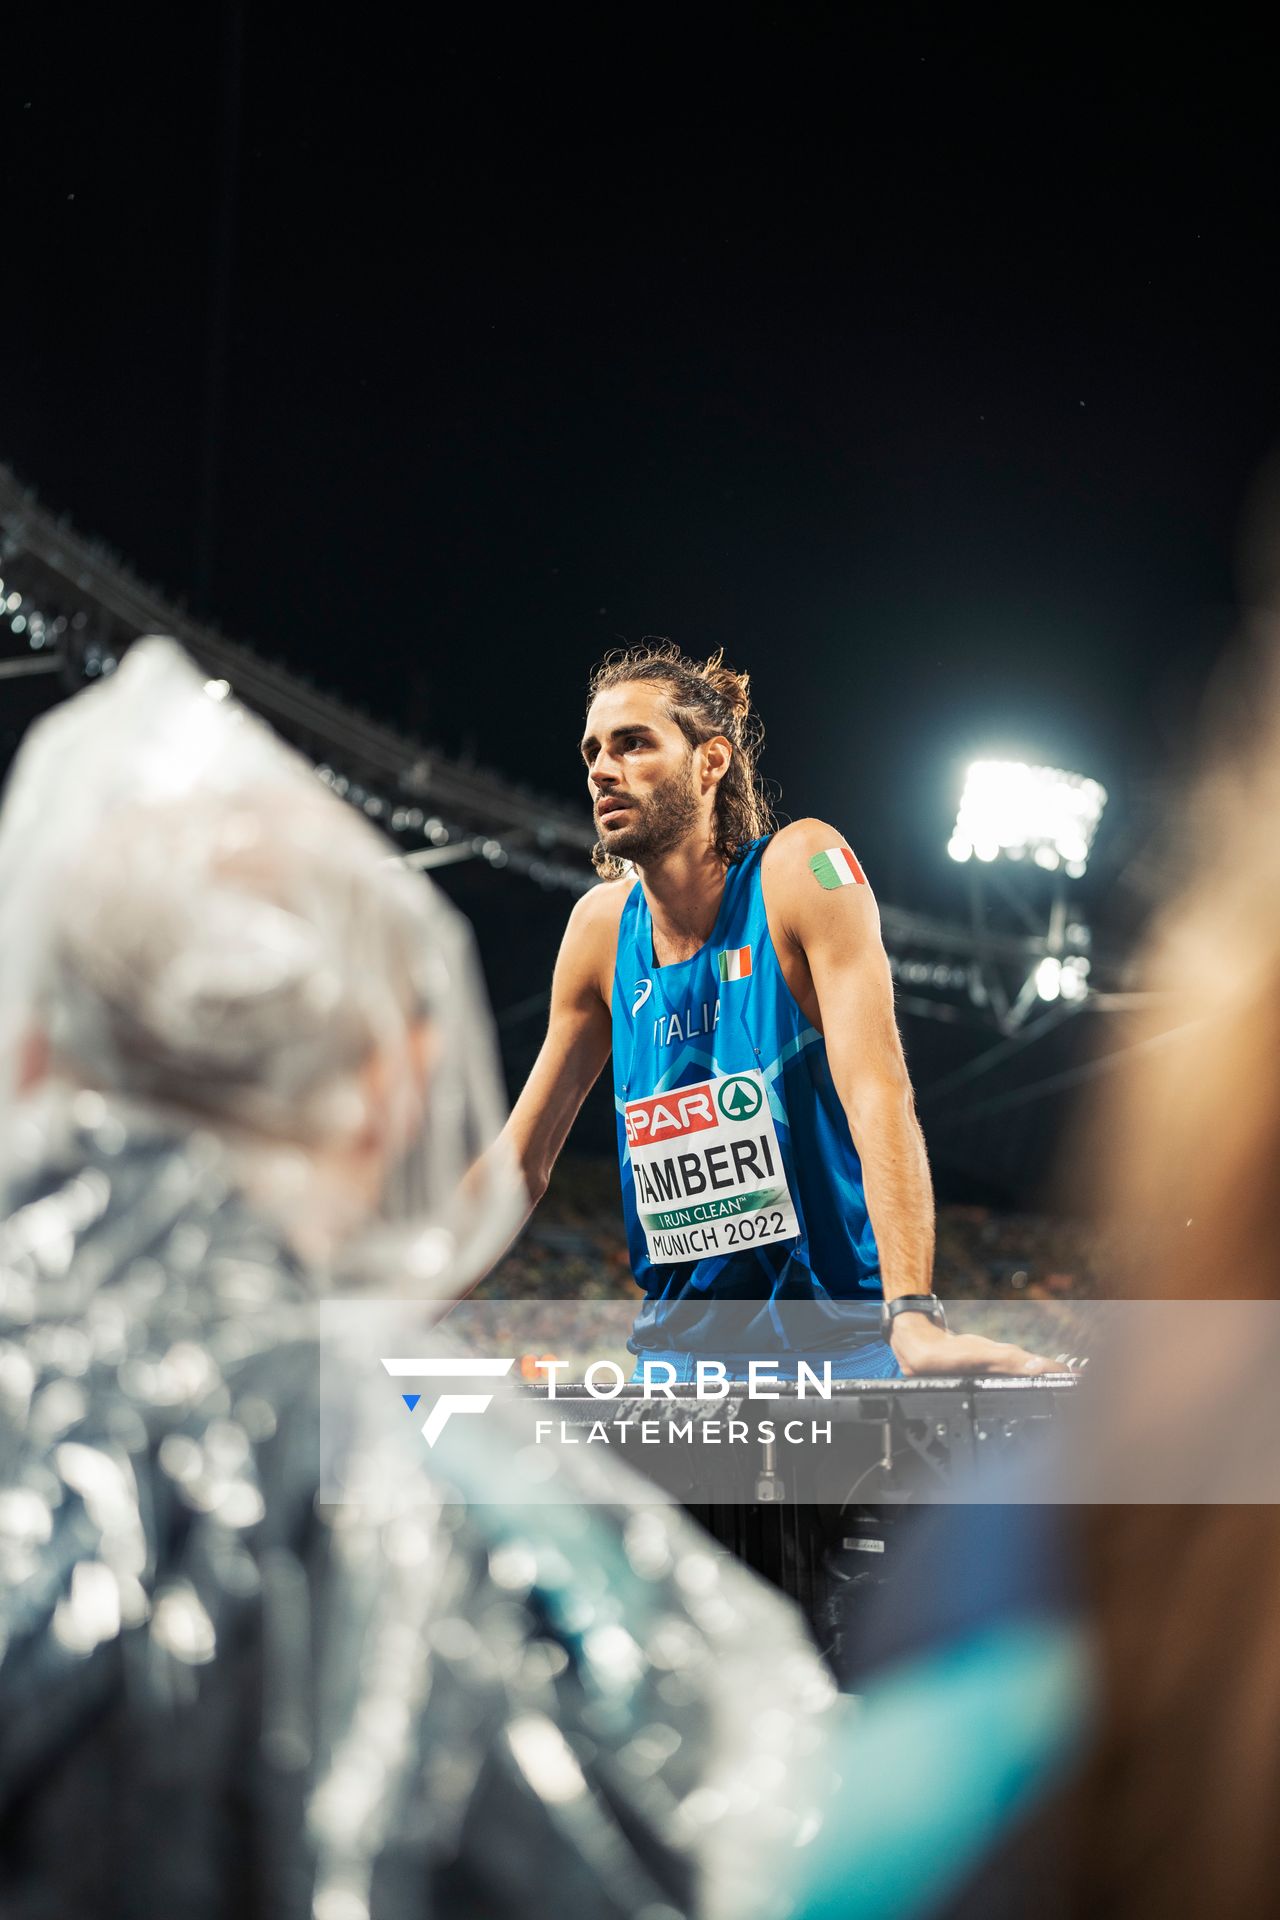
[506,641,1054,1378]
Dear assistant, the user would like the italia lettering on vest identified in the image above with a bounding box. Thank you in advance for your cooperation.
[652,1000,721,1047]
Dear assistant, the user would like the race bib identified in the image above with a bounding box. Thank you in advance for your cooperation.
[624,1070,800,1265]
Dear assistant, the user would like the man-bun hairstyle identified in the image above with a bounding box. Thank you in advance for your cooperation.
[587,639,776,878]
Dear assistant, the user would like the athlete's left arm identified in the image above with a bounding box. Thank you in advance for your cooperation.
[767,821,1056,1376]
[766,820,935,1303]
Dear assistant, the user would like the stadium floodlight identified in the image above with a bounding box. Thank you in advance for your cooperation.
[1033,952,1091,1005]
[1034,956,1062,1001]
[947,760,1107,879]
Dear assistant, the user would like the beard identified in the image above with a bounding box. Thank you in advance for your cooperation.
[593,758,701,870]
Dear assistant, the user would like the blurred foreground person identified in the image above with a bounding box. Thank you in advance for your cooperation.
[0,641,830,1920]
[793,633,1280,1920]
[1042,632,1280,1920]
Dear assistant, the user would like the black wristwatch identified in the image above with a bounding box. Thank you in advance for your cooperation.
[881,1293,947,1338]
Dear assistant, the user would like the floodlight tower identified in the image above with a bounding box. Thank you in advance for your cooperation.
[947,760,1107,1033]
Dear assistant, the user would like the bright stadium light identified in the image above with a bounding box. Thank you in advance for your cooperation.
[948,760,1107,878]
[1059,955,1090,1001]
[1034,956,1062,1001]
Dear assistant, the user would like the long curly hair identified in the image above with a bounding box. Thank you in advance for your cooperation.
[586,640,776,879]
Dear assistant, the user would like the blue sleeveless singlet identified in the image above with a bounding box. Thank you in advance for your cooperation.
[611,835,884,1356]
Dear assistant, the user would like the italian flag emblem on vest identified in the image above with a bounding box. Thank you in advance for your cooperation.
[718,945,752,982]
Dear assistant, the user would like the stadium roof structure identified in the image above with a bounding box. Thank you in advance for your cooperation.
[0,459,1169,1202]
[0,461,595,892]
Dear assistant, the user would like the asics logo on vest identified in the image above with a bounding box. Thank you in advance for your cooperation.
[632,978,654,1015]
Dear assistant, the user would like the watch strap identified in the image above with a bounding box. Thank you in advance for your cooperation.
[881,1293,947,1335]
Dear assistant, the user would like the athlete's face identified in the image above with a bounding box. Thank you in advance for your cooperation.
[580,682,704,866]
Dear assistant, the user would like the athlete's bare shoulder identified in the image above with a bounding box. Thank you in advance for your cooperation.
[761,819,876,944]
[567,873,636,936]
[762,817,863,881]
[559,874,637,1002]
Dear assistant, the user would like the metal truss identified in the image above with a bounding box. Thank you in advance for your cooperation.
[2,461,1142,1036]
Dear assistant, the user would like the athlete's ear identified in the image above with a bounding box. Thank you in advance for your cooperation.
[699,734,733,791]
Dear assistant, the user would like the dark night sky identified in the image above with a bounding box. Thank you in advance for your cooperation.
[3,9,1277,1196]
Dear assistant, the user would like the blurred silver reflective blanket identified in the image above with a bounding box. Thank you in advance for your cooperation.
[0,635,522,1293]
[0,641,837,1920]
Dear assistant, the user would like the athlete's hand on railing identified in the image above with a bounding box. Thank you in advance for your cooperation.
[889,1313,1066,1377]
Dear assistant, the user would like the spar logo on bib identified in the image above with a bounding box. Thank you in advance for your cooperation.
[624,1083,718,1148]
[716,1075,762,1122]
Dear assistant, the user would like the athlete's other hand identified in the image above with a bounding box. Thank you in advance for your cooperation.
[889,1313,1061,1377]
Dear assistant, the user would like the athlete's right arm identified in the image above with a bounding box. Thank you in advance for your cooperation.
[501,883,624,1216]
